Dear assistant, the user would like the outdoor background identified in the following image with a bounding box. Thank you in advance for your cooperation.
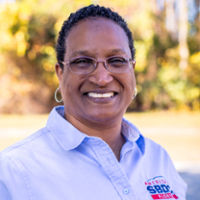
[0,0,200,199]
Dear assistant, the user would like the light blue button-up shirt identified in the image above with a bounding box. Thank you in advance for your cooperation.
[0,106,187,200]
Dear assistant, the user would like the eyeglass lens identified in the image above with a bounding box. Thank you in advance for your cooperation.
[69,56,131,74]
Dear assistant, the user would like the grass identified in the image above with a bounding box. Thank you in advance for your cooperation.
[0,111,200,163]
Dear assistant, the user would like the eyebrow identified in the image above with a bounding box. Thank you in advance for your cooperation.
[70,50,92,58]
[70,49,127,58]
[109,49,127,55]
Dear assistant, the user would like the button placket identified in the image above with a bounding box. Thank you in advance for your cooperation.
[88,138,136,200]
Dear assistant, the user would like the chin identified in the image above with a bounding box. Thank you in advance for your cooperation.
[87,111,123,124]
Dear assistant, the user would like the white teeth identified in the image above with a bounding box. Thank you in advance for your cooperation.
[88,92,114,98]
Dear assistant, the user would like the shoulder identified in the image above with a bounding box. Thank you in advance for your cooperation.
[144,136,167,154]
[122,117,171,156]
[0,127,51,189]
[122,120,188,197]
[122,117,167,156]
[0,127,49,158]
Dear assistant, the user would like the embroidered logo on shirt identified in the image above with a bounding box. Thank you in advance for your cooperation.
[144,176,179,199]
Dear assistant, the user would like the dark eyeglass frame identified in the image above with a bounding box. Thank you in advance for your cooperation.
[59,55,136,74]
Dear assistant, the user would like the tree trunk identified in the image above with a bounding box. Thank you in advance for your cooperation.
[178,0,189,69]
[165,0,177,38]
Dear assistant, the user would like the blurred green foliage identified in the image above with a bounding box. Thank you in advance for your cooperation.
[0,0,199,113]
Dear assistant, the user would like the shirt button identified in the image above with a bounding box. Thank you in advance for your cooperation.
[123,188,129,194]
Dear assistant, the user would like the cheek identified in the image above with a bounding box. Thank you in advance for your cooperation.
[60,73,86,100]
[60,73,74,99]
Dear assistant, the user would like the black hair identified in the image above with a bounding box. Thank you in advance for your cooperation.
[56,4,135,69]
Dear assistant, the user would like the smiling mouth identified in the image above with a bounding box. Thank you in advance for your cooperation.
[87,92,115,98]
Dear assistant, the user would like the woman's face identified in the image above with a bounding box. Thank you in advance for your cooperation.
[56,18,136,128]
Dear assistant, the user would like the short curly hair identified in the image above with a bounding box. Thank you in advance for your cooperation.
[56,4,135,69]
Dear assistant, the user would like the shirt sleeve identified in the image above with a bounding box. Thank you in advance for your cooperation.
[159,144,187,199]
[169,157,187,200]
[144,137,187,199]
[0,153,30,200]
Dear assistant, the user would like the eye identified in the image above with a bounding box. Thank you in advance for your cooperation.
[71,58,93,65]
[108,57,127,64]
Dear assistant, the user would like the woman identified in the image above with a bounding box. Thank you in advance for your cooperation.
[0,5,187,200]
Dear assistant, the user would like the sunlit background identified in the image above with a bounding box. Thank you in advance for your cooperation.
[0,0,200,199]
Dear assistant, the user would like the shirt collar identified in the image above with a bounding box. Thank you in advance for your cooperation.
[46,106,145,155]
[46,106,88,151]
[121,118,145,155]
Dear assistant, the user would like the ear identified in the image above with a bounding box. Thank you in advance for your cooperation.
[55,63,63,83]
[132,60,136,70]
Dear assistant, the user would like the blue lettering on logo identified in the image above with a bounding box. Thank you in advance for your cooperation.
[154,185,163,193]
[161,184,170,193]
[147,186,156,194]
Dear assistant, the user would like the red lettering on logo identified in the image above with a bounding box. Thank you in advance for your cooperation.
[173,194,179,199]
[151,193,177,199]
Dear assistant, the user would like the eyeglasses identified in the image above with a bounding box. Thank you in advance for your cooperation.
[59,55,135,74]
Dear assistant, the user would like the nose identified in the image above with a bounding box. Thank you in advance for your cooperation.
[88,61,113,86]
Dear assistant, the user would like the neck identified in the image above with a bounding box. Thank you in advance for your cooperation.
[65,113,125,161]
